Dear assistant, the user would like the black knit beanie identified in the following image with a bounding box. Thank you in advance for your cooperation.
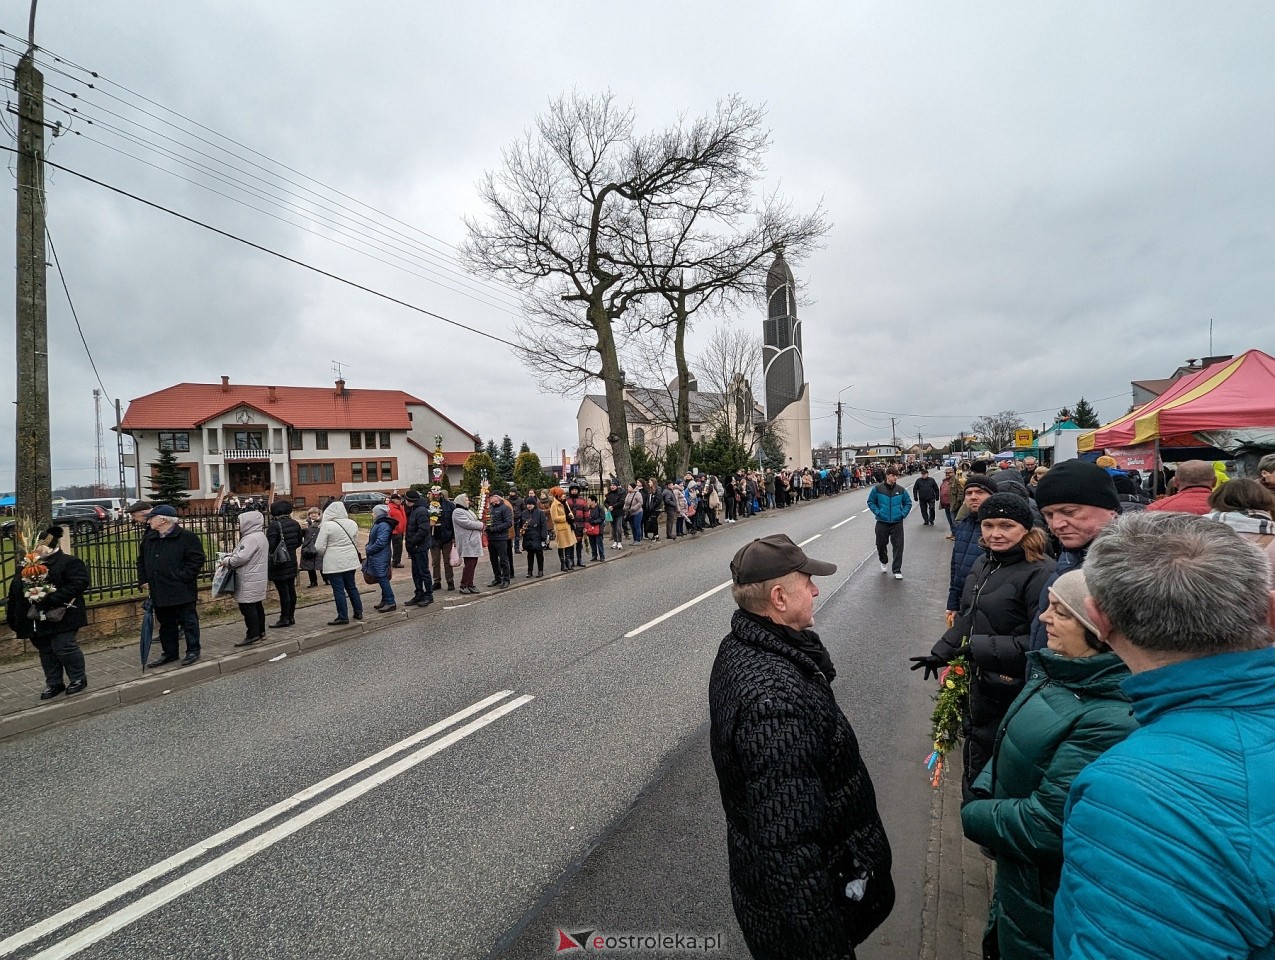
[1034,459,1120,512]
[962,475,999,497]
[977,493,1035,529]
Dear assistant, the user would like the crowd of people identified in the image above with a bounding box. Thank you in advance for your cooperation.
[710,451,1275,960]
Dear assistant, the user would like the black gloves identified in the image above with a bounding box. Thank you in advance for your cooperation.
[908,655,945,681]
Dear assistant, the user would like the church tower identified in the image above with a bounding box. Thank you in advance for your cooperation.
[761,249,812,467]
[763,250,804,420]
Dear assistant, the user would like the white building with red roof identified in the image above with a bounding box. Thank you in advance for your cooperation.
[120,376,478,507]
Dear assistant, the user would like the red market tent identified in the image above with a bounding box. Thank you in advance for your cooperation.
[1078,350,1275,452]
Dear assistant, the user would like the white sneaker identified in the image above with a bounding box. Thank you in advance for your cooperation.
[894,572,904,580]
[879,562,889,573]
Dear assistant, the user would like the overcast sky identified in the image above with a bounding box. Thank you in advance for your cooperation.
[3,1,1273,489]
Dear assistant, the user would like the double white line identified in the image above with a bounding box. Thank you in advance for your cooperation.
[2,690,534,960]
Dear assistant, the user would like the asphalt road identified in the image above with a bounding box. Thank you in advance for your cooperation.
[0,491,945,960]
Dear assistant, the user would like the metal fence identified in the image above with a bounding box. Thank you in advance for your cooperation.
[1,510,248,610]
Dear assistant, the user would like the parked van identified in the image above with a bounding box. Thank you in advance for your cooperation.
[55,497,129,521]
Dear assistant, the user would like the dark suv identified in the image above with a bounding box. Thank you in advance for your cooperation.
[1,505,104,539]
[340,492,388,514]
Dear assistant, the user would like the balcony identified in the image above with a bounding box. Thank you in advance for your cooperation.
[223,449,272,462]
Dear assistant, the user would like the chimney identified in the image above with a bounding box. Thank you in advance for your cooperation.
[335,378,346,397]
[268,386,278,403]
[221,375,230,393]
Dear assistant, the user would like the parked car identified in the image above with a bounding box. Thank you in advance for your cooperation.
[1,504,104,539]
[340,492,388,514]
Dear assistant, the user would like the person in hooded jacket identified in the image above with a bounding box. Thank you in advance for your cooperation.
[365,503,397,612]
[314,500,363,625]
[961,570,1135,960]
[6,526,90,699]
[913,493,1056,798]
[520,497,549,578]
[450,493,484,593]
[266,499,303,628]
[604,480,626,550]
[222,509,269,646]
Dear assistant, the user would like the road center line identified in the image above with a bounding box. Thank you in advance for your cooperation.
[624,534,825,638]
[625,580,733,638]
[830,515,857,529]
[0,690,517,958]
[28,695,535,960]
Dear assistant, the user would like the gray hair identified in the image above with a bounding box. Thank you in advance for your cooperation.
[1086,511,1272,655]
[1259,452,1275,474]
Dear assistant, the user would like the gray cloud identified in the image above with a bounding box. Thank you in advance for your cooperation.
[3,1,1273,490]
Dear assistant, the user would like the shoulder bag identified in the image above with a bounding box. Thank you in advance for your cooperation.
[270,522,290,567]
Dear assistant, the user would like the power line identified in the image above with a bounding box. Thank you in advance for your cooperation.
[45,221,112,401]
[0,146,601,379]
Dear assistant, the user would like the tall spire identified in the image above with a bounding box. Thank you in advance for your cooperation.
[762,249,803,421]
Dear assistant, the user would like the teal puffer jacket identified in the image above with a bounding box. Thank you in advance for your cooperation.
[962,650,1135,960]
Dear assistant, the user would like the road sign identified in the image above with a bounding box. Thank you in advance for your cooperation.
[1014,429,1035,448]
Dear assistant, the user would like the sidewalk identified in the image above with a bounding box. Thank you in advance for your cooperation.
[0,506,763,740]
[922,751,995,960]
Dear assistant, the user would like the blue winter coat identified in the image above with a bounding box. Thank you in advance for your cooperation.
[947,513,983,611]
[1054,646,1275,960]
[364,516,395,578]
[866,482,912,523]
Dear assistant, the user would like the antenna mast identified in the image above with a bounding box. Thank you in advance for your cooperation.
[93,388,107,495]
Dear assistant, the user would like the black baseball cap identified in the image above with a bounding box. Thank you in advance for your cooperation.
[730,534,837,585]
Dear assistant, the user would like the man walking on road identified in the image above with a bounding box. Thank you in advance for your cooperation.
[139,504,205,667]
[1054,512,1275,960]
[710,534,894,960]
[912,468,939,526]
[867,467,912,579]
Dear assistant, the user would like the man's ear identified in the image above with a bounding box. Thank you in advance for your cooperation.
[769,581,788,613]
[1085,596,1114,642]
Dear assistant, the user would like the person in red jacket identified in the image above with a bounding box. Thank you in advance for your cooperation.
[387,493,408,568]
[1145,460,1216,515]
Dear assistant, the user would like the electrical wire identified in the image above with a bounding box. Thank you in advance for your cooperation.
[0,145,604,380]
[45,221,112,401]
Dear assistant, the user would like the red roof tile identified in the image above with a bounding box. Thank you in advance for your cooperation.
[121,381,472,436]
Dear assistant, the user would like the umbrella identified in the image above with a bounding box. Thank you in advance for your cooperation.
[140,598,154,672]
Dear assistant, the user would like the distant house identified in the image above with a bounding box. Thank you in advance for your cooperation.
[120,377,478,507]
[577,375,765,478]
[1131,355,1234,406]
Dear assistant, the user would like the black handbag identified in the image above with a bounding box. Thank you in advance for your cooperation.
[270,522,290,567]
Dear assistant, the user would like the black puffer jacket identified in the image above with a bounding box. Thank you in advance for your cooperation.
[6,549,90,638]
[710,610,894,960]
[932,545,1056,796]
[266,514,303,580]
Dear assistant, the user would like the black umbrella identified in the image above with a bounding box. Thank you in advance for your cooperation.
[139,598,154,672]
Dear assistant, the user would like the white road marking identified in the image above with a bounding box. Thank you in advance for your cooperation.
[830,515,857,529]
[27,695,534,960]
[625,580,733,638]
[625,534,825,638]
[0,690,517,957]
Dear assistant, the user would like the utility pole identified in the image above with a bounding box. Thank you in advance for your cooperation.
[14,25,53,537]
[890,417,899,451]
[835,401,843,465]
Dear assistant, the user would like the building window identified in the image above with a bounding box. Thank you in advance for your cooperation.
[207,429,219,454]
[210,464,220,490]
[158,431,190,452]
[378,431,391,449]
[350,431,362,450]
[288,430,303,450]
[315,431,328,450]
[364,431,378,450]
[633,428,645,448]
[366,461,379,482]
[234,431,263,449]
[352,462,363,483]
[380,461,393,482]
[297,463,335,484]
[407,411,413,421]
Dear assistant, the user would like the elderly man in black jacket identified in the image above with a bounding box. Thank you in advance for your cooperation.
[403,490,435,607]
[709,535,893,960]
[139,505,206,666]
[6,526,92,699]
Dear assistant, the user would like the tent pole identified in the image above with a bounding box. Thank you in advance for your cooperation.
[1154,437,1161,493]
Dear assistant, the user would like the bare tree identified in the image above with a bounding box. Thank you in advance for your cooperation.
[694,323,764,449]
[463,92,799,484]
[970,410,1027,454]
